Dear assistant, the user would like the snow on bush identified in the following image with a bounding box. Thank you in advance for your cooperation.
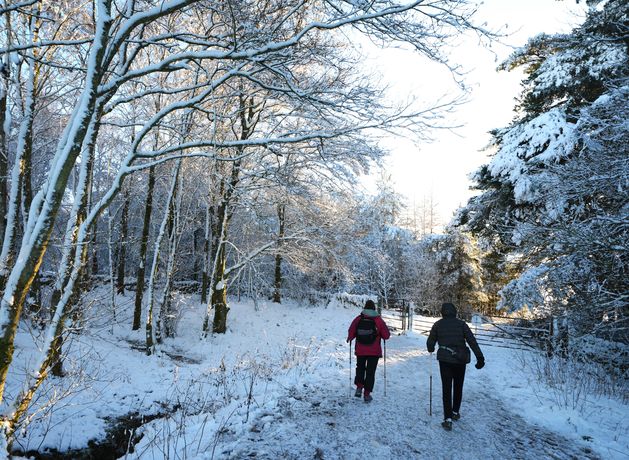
[328,292,373,309]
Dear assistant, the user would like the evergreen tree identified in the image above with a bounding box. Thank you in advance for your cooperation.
[456,0,628,341]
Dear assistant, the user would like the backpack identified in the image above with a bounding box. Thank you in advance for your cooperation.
[356,315,378,345]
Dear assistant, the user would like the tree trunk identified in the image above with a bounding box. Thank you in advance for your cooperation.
[207,94,255,333]
[207,175,236,334]
[0,59,36,291]
[5,302,69,447]
[146,161,180,355]
[0,72,8,247]
[272,204,285,303]
[211,243,228,334]
[200,203,211,303]
[116,189,129,295]
[0,4,43,293]
[203,203,227,334]
[107,211,116,321]
[20,118,34,228]
[201,203,212,304]
[4,146,99,445]
[156,171,179,343]
[90,218,99,278]
[133,166,155,330]
[0,7,14,252]
[48,110,101,376]
[192,227,199,280]
[0,4,112,403]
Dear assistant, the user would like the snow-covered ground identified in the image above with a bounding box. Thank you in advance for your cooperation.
[6,292,628,459]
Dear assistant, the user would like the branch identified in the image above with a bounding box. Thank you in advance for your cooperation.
[98,0,429,94]
[224,232,307,278]
[103,0,202,70]
[0,39,93,55]
[0,0,38,15]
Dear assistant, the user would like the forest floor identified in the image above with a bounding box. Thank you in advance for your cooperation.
[6,291,628,459]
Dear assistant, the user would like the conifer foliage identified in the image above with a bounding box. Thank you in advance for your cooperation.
[456,0,628,342]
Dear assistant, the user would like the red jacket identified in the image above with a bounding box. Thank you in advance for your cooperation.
[347,311,391,357]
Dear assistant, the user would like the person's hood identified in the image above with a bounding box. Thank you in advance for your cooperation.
[361,309,379,317]
[441,302,457,318]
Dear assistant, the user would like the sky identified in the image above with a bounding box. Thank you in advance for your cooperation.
[362,0,588,227]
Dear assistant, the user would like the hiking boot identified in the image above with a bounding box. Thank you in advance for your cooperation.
[441,419,452,431]
[364,393,373,403]
[354,387,362,398]
[452,412,460,421]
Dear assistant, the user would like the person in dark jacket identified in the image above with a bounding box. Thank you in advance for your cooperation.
[427,302,484,431]
[347,299,391,402]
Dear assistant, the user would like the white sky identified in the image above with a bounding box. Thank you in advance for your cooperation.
[362,0,587,226]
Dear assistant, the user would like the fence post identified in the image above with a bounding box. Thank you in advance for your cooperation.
[546,315,554,357]
[472,313,481,336]
[401,300,406,331]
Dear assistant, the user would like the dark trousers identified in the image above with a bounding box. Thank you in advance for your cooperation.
[354,356,379,393]
[439,361,466,419]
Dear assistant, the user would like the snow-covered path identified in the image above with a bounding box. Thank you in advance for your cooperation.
[218,334,600,460]
[13,298,622,459]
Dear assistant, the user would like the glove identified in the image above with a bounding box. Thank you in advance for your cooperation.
[346,337,351,343]
[475,358,485,369]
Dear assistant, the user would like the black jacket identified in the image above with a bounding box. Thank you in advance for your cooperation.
[426,303,484,364]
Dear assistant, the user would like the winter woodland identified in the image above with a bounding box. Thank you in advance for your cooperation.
[0,0,626,458]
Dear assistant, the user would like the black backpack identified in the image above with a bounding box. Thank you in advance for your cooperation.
[356,315,378,344]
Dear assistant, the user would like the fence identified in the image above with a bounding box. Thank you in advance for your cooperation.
[382,306,552,351]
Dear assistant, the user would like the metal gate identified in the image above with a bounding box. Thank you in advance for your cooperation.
[383,309,551,351]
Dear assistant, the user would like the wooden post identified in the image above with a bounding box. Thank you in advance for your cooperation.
[546,315,554,357]
[401,299,406,331]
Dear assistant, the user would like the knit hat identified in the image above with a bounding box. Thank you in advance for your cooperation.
[364,299,376,310]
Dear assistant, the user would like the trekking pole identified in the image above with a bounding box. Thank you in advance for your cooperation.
[383,340,387,397]
[429,352,433,416]
[349,339,352,397]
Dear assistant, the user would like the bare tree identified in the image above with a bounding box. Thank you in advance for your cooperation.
[0,0,494,447]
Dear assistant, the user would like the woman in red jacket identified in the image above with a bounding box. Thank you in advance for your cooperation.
[347,299,391,402]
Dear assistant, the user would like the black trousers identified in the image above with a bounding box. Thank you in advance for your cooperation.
[439,361,466,420]
[354,356,379,393]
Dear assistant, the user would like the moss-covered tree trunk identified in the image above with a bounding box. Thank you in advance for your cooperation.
[207,168,238,334]
[211,243,228,334]
[207,93,258,333]
[48,110,100,377]
[0,5,112,403]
